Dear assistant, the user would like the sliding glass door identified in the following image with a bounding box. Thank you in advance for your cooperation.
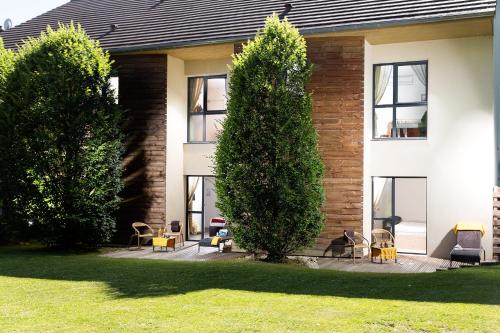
[186,176,222,241]
[372,177,427,254]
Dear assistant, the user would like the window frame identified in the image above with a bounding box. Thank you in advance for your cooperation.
[185,175,217,241]
[187,75,228,143]
[371,176,428,255]
[372,60,429,140]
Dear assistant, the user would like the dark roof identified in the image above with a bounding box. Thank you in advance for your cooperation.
[1,0,496,53]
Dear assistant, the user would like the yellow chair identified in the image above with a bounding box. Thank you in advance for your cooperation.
[128,222,154,249]
[371,229,398,263]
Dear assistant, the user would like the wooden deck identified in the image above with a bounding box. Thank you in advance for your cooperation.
[100,244,491,273]
[316,255,462,273]
[102,242,246,261]
[493,187,500,260]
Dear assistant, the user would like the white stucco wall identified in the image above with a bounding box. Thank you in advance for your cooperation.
[166,55,188,227]
[165,56,231,234]
[183,144,216,175]
[363,36,494,259]
[182,57,232,176]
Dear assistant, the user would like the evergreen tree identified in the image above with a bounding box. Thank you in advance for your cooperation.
[215,15,325,262]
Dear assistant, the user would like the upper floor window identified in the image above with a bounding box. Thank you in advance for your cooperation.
[373,61,428,139]
[188,75,227,142]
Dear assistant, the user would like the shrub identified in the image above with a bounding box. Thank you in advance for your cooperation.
[214,15,325,262]
[0,25,123,247]
[0,38,16,243]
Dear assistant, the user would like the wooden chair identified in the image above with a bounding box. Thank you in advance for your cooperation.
[129,222,154,249]
[344,230,370,264]
[164,220,184,247]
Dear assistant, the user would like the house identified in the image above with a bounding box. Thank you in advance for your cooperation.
[1,0,499,260]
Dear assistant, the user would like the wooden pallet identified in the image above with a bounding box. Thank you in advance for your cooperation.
[493,188,500,259]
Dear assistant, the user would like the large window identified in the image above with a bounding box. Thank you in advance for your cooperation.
[372,177,427,254]
[188,76,227,142]
[373,61,428,139]
[186,176,222,240]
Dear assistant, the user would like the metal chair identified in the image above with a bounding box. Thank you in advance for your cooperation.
[344,230,370,264]
[371,228,396,248]
[128,222,154,249]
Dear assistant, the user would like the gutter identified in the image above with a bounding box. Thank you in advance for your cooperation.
[494,0,500,185]
[108,10,495,54]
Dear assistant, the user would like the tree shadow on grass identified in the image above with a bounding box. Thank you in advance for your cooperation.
[0,246,498,305]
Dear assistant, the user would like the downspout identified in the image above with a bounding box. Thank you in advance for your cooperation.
[495,0,500,185]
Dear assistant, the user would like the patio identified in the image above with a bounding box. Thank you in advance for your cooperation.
[103,242,246,262]
[102,243,470,273]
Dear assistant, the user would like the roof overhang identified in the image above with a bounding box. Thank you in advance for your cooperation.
[116,16,494,60]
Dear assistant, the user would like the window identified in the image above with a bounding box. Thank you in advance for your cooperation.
[373,62,428,139]
[188,76,227,142]
[186,176,222,240]
[372,177,427,254]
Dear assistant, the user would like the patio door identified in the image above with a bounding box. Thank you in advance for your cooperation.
[372,177,427,254]
[186,176,221,241]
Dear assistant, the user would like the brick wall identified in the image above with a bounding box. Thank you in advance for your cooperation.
[306,37,365,252]
[112,55,168,242]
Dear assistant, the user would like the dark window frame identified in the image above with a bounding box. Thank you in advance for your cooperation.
[372,61,429,140]
[187,75,228,143]
[371,176,428,255]
[185,175,216,241]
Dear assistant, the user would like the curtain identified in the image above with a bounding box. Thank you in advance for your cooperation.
[373,178,389,209]
[187,177,201,211]
[412,64,427,87]
[187,177,201,235]
[374,66,393,105]
[189,78,204,113]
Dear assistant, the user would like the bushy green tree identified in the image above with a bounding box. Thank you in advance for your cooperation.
[215,15,325,262]
[0,38,14,95]
[0,25,123,247]
[0,38,17,243]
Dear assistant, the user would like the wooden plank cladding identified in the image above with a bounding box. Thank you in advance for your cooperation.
[494,187,500,258]
[112,55,168,242]
[306,37,364,252]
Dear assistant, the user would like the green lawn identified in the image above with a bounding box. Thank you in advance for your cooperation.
[0,247,498,333]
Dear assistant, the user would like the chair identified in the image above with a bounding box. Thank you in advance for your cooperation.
[450,225,485,266]
[344,230,370,264]
[371,228,396,248]
[128,222,154,249]
[382,216,402,232]
[371,229,397,263]
[198,229,233,253]
[164,220,184,247]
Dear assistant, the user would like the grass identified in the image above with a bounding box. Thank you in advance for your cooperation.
[0,246,499,333]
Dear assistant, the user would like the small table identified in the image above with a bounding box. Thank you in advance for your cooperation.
[152,236,176,252]
[371,247,398,263]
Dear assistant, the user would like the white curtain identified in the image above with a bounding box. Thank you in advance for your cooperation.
[187,177,201,234]
[189,78,204,113]
[373,178,389,208]
[374,66,393,105]
[412,64,427,87]
[187,177,200,210]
